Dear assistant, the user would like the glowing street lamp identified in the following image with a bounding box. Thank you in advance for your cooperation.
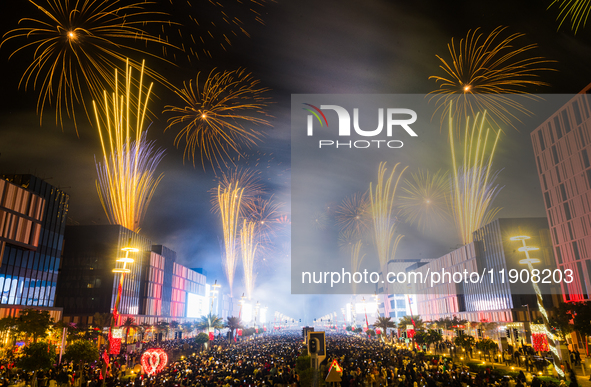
[112,240,138,326]
[510,235,564,378]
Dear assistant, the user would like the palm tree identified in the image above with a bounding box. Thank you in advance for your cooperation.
[122,317,138,344]
[399,315,424,348]
[225,316,242,342]
[374,317,396,341]
[196,314,224,335]
[140,322,152,341]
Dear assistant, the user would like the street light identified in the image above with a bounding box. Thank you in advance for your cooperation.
[109,238,138,356]
[510,235,564,378]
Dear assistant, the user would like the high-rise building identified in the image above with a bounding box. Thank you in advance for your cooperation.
[0,175,69,321]
[56,225,206,325]
[531,88,591,301]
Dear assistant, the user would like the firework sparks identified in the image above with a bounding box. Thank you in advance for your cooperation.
[217,183,244,297]
[163,68,272,170]
[429,26,555,131]
[549,0,591,33]
[398,169,450,231]
[245,196,281,246]
[210,167,265,215]
[163,0,270,60]
[449,109,503,245]
[336,193,371,237]
[369,162,406,269]
[94,60,164,233]
[240,219,258,300]
[2,0,175,130]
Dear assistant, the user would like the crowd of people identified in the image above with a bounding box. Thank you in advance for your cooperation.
[0,332,583,387]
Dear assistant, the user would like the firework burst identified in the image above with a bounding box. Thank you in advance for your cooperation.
[2,0,175,130]
[336,193,371,237]
[449,109,503,245]
[549,0,591,33]
[217,182,244,297]
[163,68,272,170]
[94,60,164,233]
[398,169,450,232]
[240,219,258,300]
[245,196,281,246]
[369,162,406,269]
[210,167,265,215]
[429,26,555,132]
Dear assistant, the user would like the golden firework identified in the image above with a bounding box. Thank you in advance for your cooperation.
[210,167,265,215]
[217,182,244,297]
[429,26,555,132]
[336,193,371,237]
[240,219,258,300]
[449,108,503,245]
[369,162,406,269]
[2,0,175,130]
[398,169,450,232]
[163,68,272,170]
[549,0,591,33]
[245,196,281,247]
[94,60,164,233]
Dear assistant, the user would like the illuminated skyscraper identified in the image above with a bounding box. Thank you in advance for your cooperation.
[531,87,591,301]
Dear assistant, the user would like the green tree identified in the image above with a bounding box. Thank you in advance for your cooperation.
[64,340,99,364]
[424,329,443,351]
[181,322,194,337]
[454,334,476,355]
[16,341,56,371]
[122,317,138,344]
[16,309,53,343]
[398,315,424,331]
[374,317,396,340]
[225,316,242,342]
[366,329,376,337]
[195,332,209,351]
[548,303,574,342]
[197,314,224,334]
[476,338,499,360]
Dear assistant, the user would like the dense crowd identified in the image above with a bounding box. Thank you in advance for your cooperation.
[0,332,581,387]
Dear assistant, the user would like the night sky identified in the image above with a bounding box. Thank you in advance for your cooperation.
[1,0,591,320]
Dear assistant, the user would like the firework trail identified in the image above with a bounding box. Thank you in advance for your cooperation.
[369,162,407,270]
[164,68,272,170]
[210,167,265,216]
[549,0,591,33]
[2,0,175,130]
[94,60,164,233]
[217,182,244,297]
[429,26,555,132]
[240,219,258,300]
[351,240,365,294]
[449,108,503,245]
[398,169,450,232]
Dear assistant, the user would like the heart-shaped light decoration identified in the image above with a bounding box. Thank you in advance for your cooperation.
[141,348,168,376]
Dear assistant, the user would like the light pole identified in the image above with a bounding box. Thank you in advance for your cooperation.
[210,280,221,314]
[511,235,564,378]
[110,239,138,354]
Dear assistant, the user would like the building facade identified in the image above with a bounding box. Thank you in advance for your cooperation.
[56,225,207,325]
[411,218,559,347]
[0,175,68,321]
[531,88,591,302]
